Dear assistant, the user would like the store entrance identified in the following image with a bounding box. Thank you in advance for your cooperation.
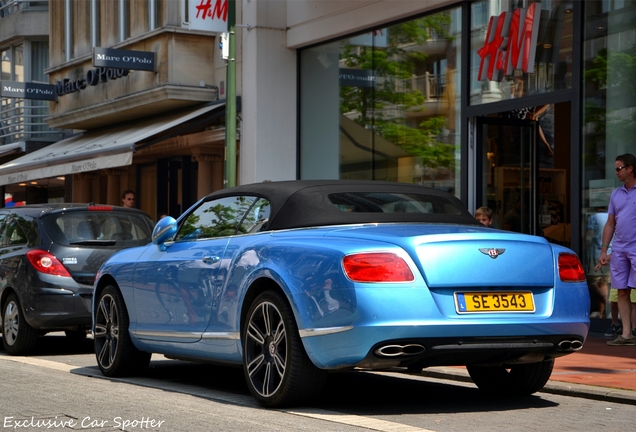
[476,103,570,245]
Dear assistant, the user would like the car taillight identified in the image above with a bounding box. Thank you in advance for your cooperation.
[343,252,415,282]
[88,205,112,211]
[26,250,72,277]
[558,253,586,282]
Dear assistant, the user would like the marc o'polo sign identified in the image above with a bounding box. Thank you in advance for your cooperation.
[1,81,57,101]
[93,47,156,72]
[339,68,376,88]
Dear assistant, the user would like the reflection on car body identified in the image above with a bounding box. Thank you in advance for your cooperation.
[92,180,589,408]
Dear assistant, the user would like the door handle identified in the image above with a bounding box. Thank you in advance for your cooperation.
[202,256,220,265]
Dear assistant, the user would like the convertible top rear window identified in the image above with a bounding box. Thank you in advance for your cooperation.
[328,192,463,215]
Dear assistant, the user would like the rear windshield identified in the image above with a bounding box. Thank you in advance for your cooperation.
[41,210,154,247]
[328,192,463,215]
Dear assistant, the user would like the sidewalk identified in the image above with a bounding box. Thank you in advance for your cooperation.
[420,332,636,405]
[550,332,636,390]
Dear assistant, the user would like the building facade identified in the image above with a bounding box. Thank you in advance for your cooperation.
[0,0,70,204]
[2,0,230,219]
[0,0,634,321]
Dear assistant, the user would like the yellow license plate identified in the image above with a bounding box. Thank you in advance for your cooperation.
[455,292,535,313]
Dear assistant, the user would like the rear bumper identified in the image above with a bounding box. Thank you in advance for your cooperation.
[20,273,93,330]
[301,323,589,370]
[292,278,590,370]
[28,291,93,329]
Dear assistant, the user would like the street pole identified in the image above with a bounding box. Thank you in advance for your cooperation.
[224,0,237,188]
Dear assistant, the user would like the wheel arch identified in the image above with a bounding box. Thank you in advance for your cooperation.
[92,275,132,325]
[239,276,290,344]
[0,287,27,325]
[0,287,16,319]
[93,275,118,313]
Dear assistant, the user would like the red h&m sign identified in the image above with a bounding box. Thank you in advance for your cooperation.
[477,2,541,81]
[190,0,228,32]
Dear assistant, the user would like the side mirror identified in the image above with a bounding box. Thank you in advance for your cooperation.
[152,216,177,248]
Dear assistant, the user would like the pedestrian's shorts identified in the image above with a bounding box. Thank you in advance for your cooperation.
[610,250,636,289]
[609,288,636,303]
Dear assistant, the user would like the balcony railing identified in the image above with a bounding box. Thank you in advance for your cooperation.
[1,98,69,145]
[0,0,47,18]
[397,72,446,100]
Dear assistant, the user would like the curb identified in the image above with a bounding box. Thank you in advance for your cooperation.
[417,366,636,406]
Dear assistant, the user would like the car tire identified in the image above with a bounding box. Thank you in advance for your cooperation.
[94,285,151,377]
[467,358,555,396]
[243,290,327,408]
[2,293,39,356]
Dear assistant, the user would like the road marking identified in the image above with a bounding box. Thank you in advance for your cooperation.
[1,354,438,432]
[286,408,435,432]
[0,354,75,372]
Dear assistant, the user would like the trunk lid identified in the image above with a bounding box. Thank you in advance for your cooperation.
[326,224,555,288]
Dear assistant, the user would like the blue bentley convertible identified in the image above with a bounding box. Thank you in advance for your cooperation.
[92,180,589,407]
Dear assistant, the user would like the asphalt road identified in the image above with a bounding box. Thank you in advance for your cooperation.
[0,334,634,432]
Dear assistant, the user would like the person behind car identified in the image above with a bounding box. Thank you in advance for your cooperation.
[475,206,493,227]
[121,190,136,208]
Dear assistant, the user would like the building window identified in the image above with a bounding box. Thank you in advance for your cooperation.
[149,0,157,31]
[182,0,190,25]
[91,0,100,48]
[13,43,23,82]
[1,48,11,81]
[1,43,24,145]
[469,0,574,105]
[118,0,130,42]
[29,41,51,136]
[581,0,636,319]
[64,0,73,61]
[300,6,462,196]
[1,40,62,146]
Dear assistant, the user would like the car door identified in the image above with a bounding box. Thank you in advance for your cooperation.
[204,197,271,335]
[132,195,259,342]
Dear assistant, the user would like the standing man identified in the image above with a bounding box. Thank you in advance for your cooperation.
[598,153,636,346]
[121,190,136,208]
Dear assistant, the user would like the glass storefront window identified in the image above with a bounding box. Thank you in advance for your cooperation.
[470,1,574,105]
[582,0,636,319]
[300,7,462,197]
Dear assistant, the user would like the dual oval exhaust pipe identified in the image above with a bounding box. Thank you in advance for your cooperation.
[375,344,425,357]
[557,339,583,352]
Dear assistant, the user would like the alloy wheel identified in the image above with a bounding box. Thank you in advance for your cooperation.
[94,293,119,370]
[245,300,287,398]
[3,300,20,346]
[2,294,39,355]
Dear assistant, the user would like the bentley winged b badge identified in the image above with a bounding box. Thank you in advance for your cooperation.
[479,248,506,259]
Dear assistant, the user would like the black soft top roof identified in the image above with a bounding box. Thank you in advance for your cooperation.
[203,180,481,231]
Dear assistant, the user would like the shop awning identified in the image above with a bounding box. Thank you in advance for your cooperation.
[0,102,225,186]
[0,142,26,158]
